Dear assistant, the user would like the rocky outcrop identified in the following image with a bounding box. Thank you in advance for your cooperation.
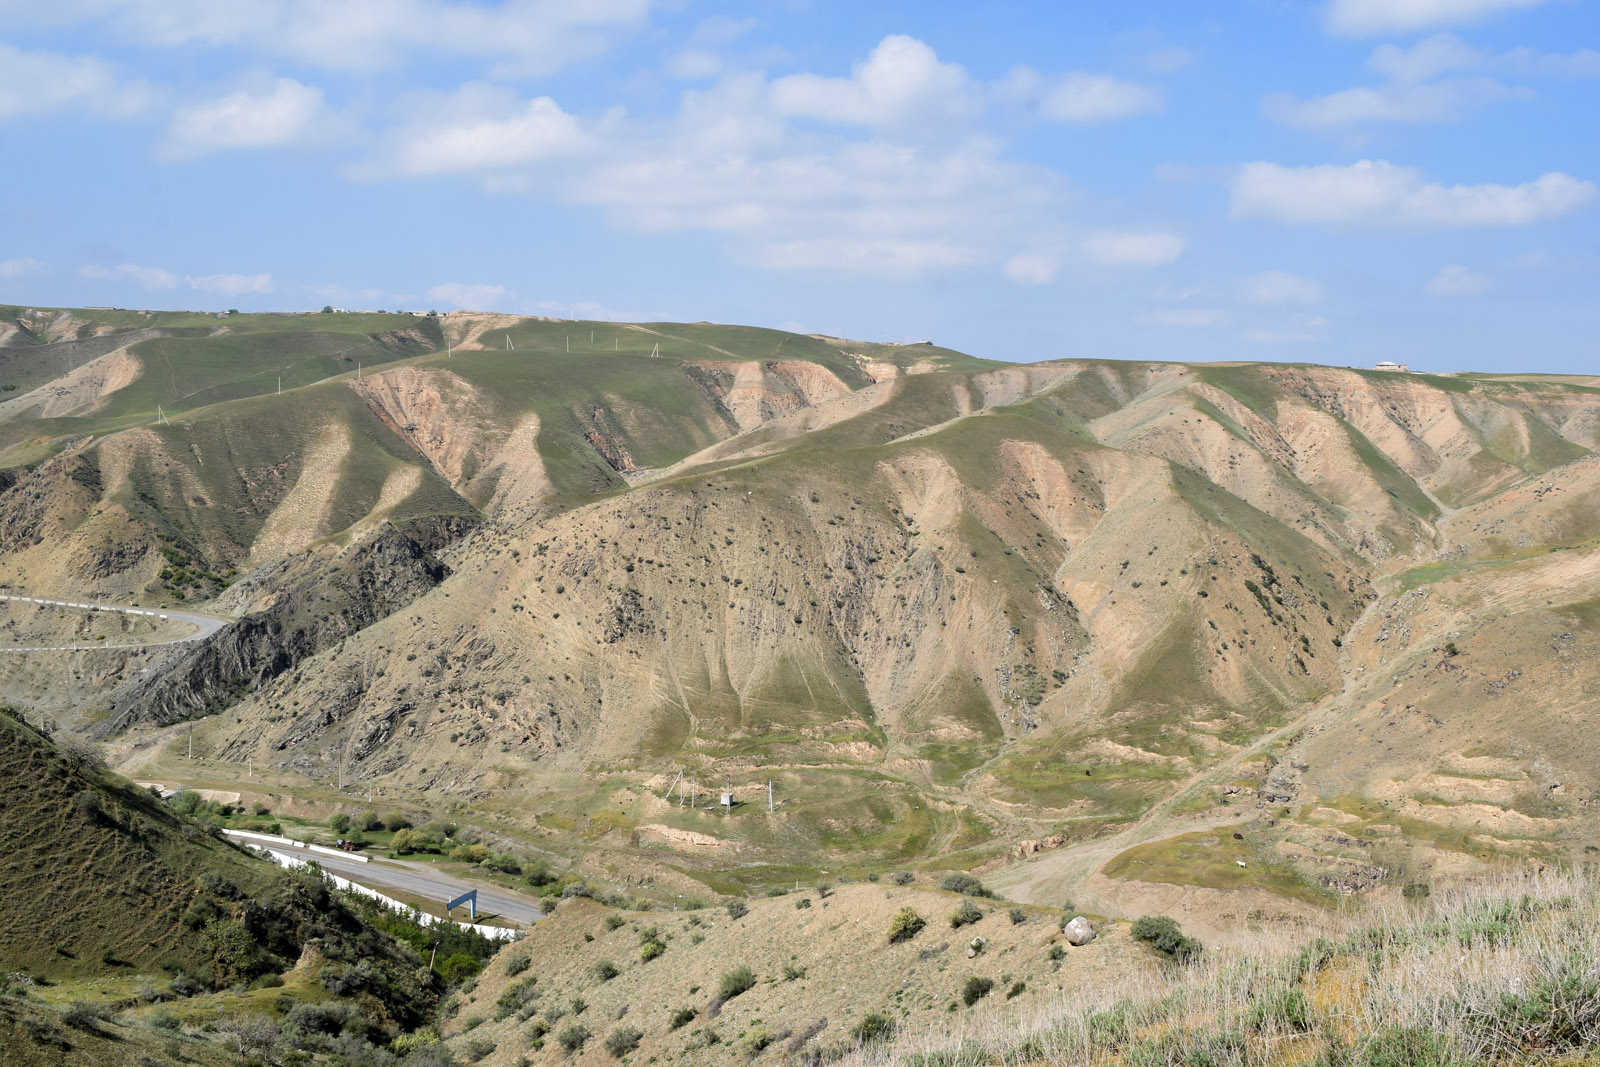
[101,521,461,731]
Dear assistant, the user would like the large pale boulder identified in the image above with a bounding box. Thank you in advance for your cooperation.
[1063,916,1096,946]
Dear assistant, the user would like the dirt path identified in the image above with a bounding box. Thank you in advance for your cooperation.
[985,587,1399,913]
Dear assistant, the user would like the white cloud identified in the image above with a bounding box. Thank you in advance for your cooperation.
[0,0,655,76]
[666,15,756,80]
[80,262,179,289]
[188,272,272,295]
[0,257,46,279]
[163,77,332,158]
[1245,271,1325,304]
[1029,71,1164,123]
[427,282,507,310]
[1144,308,1230,328]
[0,43,155,121]
[1369,33,1485,81]
[381,88,591,176]
[1230,160,1596,227]
[1504,46,1600,77]
[1081,231,1185,266]
[1003,252,1059,284]
[770,35,977,129]
[1326,0,1552,37]
[1264,78,1518,127]
[1425,263,1494,294]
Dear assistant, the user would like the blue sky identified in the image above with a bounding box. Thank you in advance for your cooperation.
[1,0,1596,373]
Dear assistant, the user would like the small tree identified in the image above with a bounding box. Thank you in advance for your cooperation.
[888,908,927,944]
[329,813,351,834]
[357,810,383,832]
[390,828,425,854]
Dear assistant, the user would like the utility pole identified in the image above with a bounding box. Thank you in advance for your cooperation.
[187,722,193,760]
[768,779,773,811]
[276,376,281,394]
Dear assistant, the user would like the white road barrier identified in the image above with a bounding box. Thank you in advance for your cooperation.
[257,848,521,941]
[222,828,369,862]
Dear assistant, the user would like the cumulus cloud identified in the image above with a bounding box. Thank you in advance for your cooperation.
[427,282,507,309]
[770,35,977,129]
[80,262,179,289]
[0,43,155,121]
[188,272,272,295]
[1425,263,1494,294]
[1081,231,1185,266]
[0,257,47,279]
[381,89,591,176]
[1326,0,1552,37]
[163,77,333,158]
[0,0,656,76]
[1244,271,1325,304]
[1230,160,1596,227]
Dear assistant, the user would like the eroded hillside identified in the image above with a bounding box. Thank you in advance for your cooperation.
[2,305,1597,912]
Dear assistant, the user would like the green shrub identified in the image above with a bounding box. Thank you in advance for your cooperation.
[961,977,994,1007]
[891,871,915,885]
[668,1007,697,1030]
[726,900,748,920]
[640,938,665,962]
[380,811,411,832]
[594,960,619,981]
[1247,988,1310,1032]
[62,1001,111,1031]
[950,899,983,929]
[1130,915,1202,963]
[889,907,928,943]
[1009,907,1026,925]
[940,873,991,897]
[1006,981,1026,1000]
[556,1023,591,1053]
[604,914,626,931]
[462,1035,496,1062]
[782,964,807,981]
[603,1026,642,1058]
[438,952,482,984]
[853,1012,895,1044]
[506,955,531,976]
[1352,1026,1460,1067]
[718,966,756,1001]
[146,1009,182,1031]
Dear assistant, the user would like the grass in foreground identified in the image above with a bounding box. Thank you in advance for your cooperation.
[838,870,1600,1066]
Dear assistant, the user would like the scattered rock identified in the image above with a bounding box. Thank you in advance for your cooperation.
[1063,917,1095,946]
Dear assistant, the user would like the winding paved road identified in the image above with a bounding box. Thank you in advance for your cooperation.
[267,848,546,926]
[0,593,227,652]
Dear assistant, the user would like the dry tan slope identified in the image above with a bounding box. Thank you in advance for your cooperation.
[0,345,142,419]
[444,885,1144,1067]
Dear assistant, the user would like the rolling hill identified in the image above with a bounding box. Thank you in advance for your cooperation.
[2,303,1598,928]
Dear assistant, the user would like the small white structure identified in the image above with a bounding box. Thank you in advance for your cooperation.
[720,789,734,808]
[1374,361,1410,373]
